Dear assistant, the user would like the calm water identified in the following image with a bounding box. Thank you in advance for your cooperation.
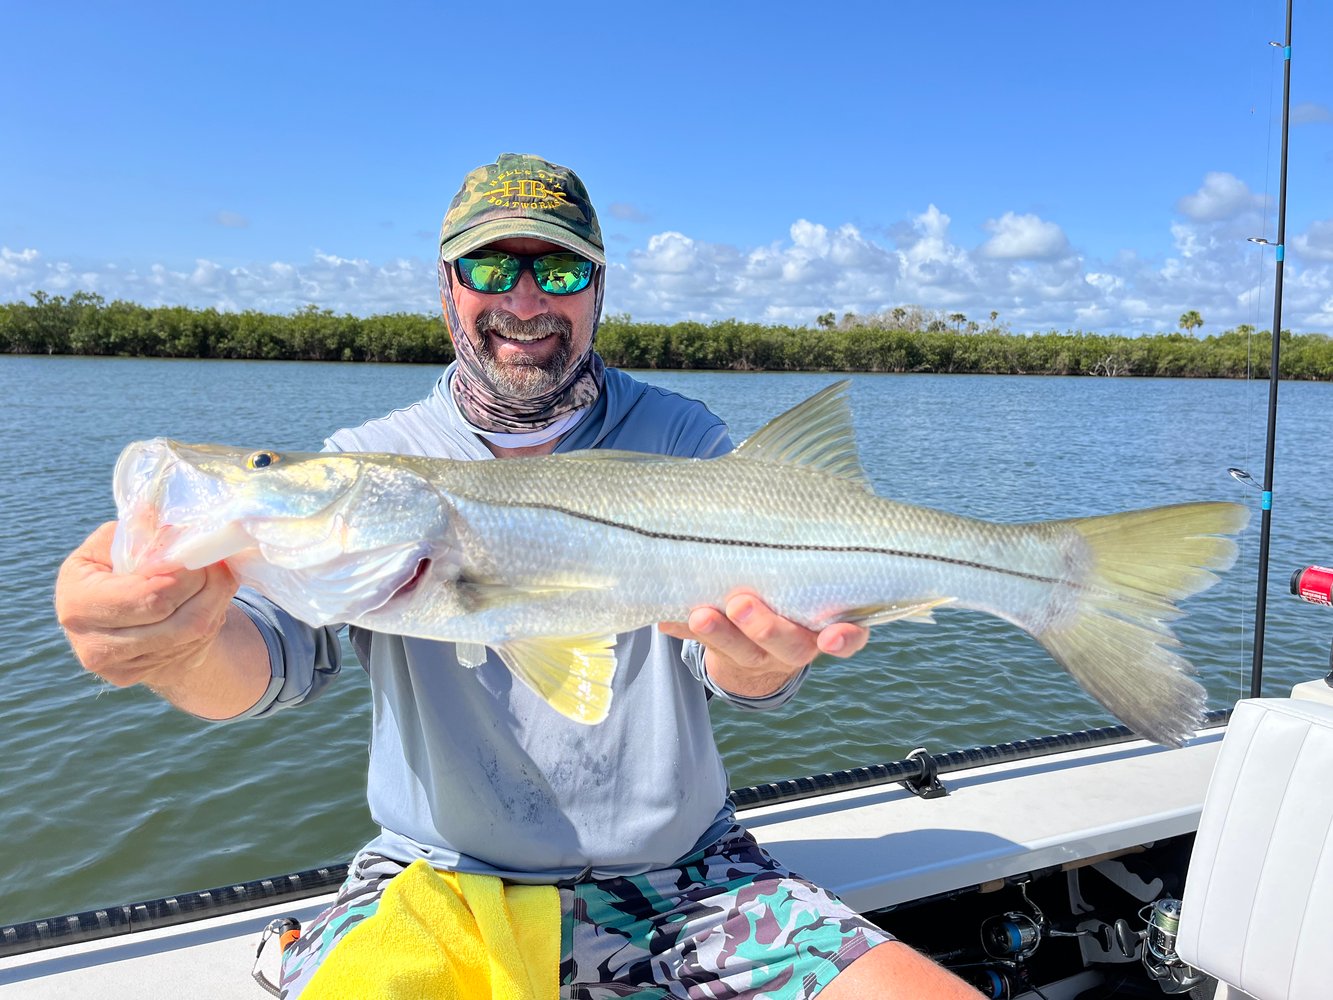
[3,355,1331,925]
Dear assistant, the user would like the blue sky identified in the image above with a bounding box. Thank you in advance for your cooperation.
[2,1,1331,334]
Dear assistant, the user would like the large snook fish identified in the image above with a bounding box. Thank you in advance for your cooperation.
[111,383,1247,745]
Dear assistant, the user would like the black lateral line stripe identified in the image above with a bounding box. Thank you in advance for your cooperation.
[503,499,1064,587]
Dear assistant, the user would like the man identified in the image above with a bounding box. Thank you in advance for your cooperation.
[56,154,980,998]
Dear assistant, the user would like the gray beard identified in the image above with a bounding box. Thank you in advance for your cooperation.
[473,309,574,399]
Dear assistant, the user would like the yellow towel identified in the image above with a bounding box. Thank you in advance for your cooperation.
[301,860,560,999]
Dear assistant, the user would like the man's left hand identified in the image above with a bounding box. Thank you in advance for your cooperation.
[659,591,869,699]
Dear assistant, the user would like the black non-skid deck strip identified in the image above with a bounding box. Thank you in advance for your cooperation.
[0,866,348,959]
[727,708,1232,809]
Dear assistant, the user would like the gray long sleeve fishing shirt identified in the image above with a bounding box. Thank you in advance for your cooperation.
[228,365,809,881]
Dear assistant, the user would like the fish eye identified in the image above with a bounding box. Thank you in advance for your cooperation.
[246,450,281,470]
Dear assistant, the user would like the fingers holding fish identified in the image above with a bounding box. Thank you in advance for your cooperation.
[814,621,870,658]
[717,592,869,666]
[661,592,870,699]
[59,522,234,628]
[56,522,240,686]
[68,571,236,687]
[81,609,225,689]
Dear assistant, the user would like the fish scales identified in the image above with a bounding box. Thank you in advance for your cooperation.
[414,453,1067,634]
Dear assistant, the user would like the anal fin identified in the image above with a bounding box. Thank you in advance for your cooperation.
[842,596,956,627]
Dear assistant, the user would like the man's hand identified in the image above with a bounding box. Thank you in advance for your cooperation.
[55,522,269,718]
[659,591,869,699]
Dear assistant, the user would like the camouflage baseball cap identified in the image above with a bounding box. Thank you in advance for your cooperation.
[438,153,605,265]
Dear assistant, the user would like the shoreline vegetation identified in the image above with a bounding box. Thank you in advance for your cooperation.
[3,291,1331,379]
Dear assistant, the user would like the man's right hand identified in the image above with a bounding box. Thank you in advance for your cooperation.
[55,522,270,718]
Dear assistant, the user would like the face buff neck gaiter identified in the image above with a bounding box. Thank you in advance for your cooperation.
[437,260,606,445]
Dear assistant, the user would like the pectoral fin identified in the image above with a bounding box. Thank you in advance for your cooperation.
[842,596,956,627]
[455,642,489,668]
[495,634,618,725]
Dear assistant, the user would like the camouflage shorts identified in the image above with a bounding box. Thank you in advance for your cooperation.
[561,824,892,998]
[280,824,891,999]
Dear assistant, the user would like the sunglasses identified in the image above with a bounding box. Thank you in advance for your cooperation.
[453,250,595,296]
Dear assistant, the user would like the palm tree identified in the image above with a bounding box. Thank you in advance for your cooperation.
[1179,310,1204,335]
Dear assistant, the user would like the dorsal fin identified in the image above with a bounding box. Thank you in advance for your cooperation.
[732,381,871,488]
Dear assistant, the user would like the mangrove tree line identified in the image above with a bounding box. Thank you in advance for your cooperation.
[3,291,1331,380]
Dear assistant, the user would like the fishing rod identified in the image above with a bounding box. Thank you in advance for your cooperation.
[1246,0,1294,700]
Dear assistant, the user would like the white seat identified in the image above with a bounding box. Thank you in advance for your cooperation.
[1176,697,1333,1000]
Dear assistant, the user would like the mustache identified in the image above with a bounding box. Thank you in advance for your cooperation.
[475,309,572,341]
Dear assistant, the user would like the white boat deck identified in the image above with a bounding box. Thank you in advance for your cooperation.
[749,729,1223,914]
[0,730,1224,998]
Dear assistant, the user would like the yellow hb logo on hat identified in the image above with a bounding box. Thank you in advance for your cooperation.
[484,177,570,210]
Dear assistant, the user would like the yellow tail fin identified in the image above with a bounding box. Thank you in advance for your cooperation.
[1035,501,1248,746]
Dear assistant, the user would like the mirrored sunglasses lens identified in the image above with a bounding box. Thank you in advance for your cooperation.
[533,254,593,295]
[458,254,519,292]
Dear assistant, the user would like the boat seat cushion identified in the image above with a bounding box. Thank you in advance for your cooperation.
[1176,697,1333,1000]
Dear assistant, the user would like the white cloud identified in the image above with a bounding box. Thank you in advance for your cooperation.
[1292,220,1333,261]
[1085,272,1123,293]
[1074,304,1112,326]
[0,247,40,279]
[4,173,1331,335]
[632,232,701,275]
[1176,172,1264,222]
[0,247,436,317]
[215,211,249,229]
[601,176,1333,333]
[978,212,1070,260]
